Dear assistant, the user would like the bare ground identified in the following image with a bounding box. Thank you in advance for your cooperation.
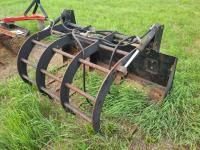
[0,43,18,82]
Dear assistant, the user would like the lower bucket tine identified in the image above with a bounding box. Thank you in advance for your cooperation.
[17,10,178,132]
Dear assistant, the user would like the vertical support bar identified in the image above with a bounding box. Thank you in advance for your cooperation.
[152,25,164,52]
[24,0,36,16]
[32,3,39,14]
[38,3,48,18]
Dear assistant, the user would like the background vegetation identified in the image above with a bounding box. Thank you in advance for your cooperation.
[0,0,200,149]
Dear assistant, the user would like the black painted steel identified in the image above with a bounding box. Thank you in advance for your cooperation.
[60,42,99,110]
[60,33,115,110]
[17,10,178,132]
[17,24,72,85]
[92,49,137,131]
[36,34,73,95]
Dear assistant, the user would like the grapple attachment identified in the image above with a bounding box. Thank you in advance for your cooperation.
[17,10,177,132]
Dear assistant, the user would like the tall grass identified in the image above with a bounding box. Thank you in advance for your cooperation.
[0,77,131,149]
[0,0,200,149]
[1,69,200,149]
[0,79,61,149]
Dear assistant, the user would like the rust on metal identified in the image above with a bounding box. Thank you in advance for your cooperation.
[32,40,48,48]
[66,83,96,104]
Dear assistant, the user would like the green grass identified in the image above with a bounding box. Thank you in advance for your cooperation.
[0,77,132,149]
[1,0,200,149]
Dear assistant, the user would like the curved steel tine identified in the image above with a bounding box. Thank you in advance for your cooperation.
[17,24,73,85]
[92,49,138,132]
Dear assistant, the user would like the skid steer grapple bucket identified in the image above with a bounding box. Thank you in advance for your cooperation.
[17,10,177,132]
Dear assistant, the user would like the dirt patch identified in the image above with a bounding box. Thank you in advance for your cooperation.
[1,36,27,54]
[0,43,17,82]
[131,134,190,150]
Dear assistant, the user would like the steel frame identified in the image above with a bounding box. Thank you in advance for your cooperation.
[17,11,178,132]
